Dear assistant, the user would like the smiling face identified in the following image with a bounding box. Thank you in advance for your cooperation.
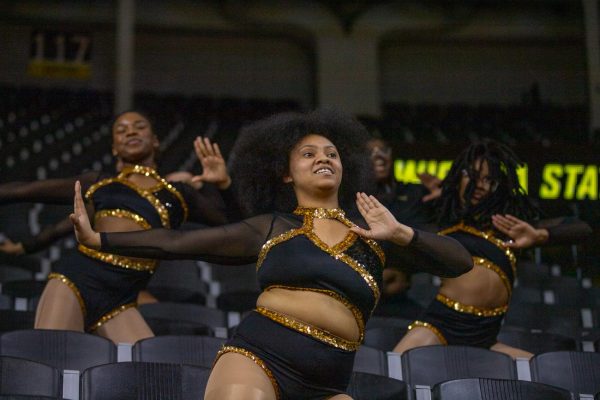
[284,134,343,201]
[367,138,392,182]
[458,158,498,206]
[111,112,159,165]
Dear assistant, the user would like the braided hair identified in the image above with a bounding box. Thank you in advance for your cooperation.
[436,140,539,231]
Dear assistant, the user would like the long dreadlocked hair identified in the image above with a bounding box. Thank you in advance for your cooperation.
[436,139,539,231]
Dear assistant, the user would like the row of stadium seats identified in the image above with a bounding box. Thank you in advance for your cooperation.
[0,329,598,399]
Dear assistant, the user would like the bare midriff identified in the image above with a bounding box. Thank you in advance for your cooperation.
[257,287,361,342]
[439,264,509,309]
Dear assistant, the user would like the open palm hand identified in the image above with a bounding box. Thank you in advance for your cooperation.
[70,181,100,249]
[492,214,545,248]
[350,193,414,245]
[192,137,231,189]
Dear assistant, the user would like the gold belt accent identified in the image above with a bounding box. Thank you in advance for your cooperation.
[78,244,157,272]
[264,285,365,342]
[436,293,508,317]
[215,346,280,400]
[408,321,448,345]
[255,306,360,351]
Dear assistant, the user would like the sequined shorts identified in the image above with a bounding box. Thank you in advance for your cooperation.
[49,250,152,331]
[215,310,356,399]
[411,297,505,348]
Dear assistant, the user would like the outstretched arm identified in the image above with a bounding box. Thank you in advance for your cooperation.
[492,214,592,248]
[350,193,472,277]
[71,181,272,264]
[0,214,75,255]
[0,171,101,205]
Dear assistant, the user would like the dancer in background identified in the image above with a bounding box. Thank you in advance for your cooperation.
[393,140,592,359]
[367,136,439,318]
[0,110,231,343]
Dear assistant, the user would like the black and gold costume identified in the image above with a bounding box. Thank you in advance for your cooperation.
[409,222,515,348]
[99,206,471,398]
[0,165,226,331]
[408,219,591,348]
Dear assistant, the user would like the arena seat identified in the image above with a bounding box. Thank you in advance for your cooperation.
[0,356,61,398]
[497,330,578,354]
[146,260,207,305]
[80,362,210,400]
[132,335,225,368]
[0,329,116,372]
[530,351,600,396]
[363,326,407,352]
[431,377,573,400]
[346,372,407,400]
[138,302,228,337]
[504,303,585,337]
[353,345,389,377]
[401,345,517,388]
[0,311,35,333]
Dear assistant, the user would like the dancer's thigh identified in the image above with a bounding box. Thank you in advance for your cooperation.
[205,352,277,400]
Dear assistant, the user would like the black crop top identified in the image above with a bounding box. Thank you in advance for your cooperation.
[99,206,473,327]
[0,166,228,254]
[86,165,191,230]
[256,208,385,324]
[439,223,516,296]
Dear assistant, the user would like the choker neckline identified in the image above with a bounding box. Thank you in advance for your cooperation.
[293,207,345,220]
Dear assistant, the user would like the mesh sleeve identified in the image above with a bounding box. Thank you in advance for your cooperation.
[536,217,593,246]
[385,226,473,278]
[100,213,278,265]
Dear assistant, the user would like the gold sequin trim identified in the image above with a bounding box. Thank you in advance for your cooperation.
[300,210,381,301]
[88,302,137,332]
[295,207,387,265]
[473,256,512,296]
[364,238,385,266]
[264,285,365,342]
[78,244,157,272]
[436,293,508,316]
[303,213,358,255]
[121,165,189,222]
[256,306,360,351]
[258,207,382,302]
[85,165,189,229]
[94,209,151,230]
[408,320,448,345]
[257,228,304,270]
[48,273,86,317]
[215,346,280,400]
[293,207,347,220]
[335,253,380,303]
[439,222,516,276]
